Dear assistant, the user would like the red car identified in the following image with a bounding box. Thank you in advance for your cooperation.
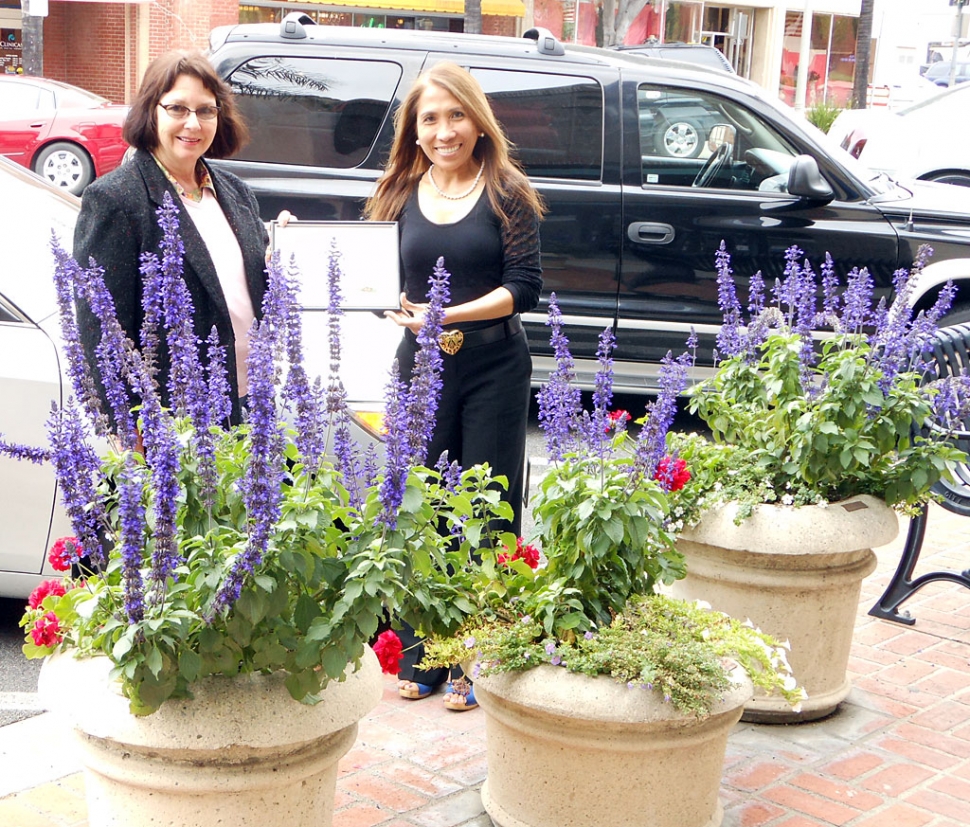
[0,75,128,195]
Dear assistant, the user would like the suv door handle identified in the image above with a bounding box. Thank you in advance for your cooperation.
[627,222,674,245]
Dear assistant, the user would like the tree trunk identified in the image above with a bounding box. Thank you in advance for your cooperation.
[851,0,874,109]
[614,0,652,46]
[21,13,44,77]
[465,0,483,34]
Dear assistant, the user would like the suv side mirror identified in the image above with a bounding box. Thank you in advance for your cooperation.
[788,155,834,203]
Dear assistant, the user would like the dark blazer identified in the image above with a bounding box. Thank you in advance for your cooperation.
[73,149,269,426]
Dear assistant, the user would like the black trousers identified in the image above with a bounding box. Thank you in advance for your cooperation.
[395,324,532,684]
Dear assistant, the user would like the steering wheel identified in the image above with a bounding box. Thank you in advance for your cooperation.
[692,142,732,188]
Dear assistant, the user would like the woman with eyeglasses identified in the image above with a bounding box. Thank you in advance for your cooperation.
[74,50,289,428]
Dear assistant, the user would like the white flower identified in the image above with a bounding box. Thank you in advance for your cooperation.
[783,674,798,691]
[781,494,794,506]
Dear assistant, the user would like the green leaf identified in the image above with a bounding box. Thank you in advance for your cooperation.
[295,593,323,633]
[321,646,348,680]
[145,645,164,678]
[178,649,202,683]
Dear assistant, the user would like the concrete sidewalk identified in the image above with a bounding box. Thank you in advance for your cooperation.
[2,502,969,827]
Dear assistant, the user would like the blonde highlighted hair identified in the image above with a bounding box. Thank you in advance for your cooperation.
[364,62,545,226]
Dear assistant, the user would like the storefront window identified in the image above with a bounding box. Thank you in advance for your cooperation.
[665,2,701,44]
[780,11,860,108]
[239,5,278,24]
[827,15,860,107]
[1,26,22,73]
[318,12,353,26]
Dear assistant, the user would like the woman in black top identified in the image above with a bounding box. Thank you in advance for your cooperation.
[365,62,545,710]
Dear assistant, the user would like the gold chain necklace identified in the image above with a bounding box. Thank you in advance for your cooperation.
[427,162,485,200]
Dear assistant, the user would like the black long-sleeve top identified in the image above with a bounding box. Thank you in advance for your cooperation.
[398,189,542,331]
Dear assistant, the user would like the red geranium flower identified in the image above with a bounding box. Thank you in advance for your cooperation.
[498,537,541,570]
[48,537,81,572]
[373,630,404,675]
[605,409,631,432]
[654,456,691,492]
[30,611,62,648]
[28,579,67,609]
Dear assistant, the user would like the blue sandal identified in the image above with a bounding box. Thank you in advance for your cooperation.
[398,680,435,700]
[443,678,478,711]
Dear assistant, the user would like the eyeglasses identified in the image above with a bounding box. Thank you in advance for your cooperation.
[157,103,220,121]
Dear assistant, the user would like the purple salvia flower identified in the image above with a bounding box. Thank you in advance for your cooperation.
[589,326,617,455]
[791,256,818,375]
[151,196,203,415]
[686,327,698,356]
[403,258,448,466]
[360,444,380,491]
[205,326,232,429]
[50,237,109,434]
[139,391,182,603]
[747,270,766,321]
[45,401,106,570]
[920,281,957,339]
[714,242,744,358]
[776,245,805,326]
[435,450,463,493]
[333,413,366,512]
[0,438,49,464]
[138,251,163,391]
[536,293,582,461]
[629,352,690,489]
[817,253,840,327]
[841,267,874,335]
[117,454,147,624]
[211,321,284,617]
[74,259,139,447]
[322,244,362,487]
[378,363,409,529]
[272,252,324,469]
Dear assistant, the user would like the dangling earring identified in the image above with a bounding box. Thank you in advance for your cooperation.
[415,139,421,145]
[479,133,485,137]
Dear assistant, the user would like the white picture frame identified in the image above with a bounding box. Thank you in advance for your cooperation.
[270,220,400,311]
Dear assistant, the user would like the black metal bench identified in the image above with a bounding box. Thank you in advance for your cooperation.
[869,322,970,625]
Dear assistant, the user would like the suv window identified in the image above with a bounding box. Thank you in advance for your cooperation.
[472,69,603,181]
[638,84,801,192]
[225,57,401,168]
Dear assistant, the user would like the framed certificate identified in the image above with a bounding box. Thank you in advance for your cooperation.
[270,220,400,311]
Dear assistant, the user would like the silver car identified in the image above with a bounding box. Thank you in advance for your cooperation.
[0,157,390,598]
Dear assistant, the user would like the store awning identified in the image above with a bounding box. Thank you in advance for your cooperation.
[300,0,526,17]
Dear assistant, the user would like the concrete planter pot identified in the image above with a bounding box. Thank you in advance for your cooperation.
[672,495,898,723]
[475,663,752,827]
[38,648,383,827]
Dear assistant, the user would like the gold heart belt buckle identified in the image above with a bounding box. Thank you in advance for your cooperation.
[438,330,464,355]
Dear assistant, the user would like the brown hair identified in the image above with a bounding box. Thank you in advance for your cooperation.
[123,50,248,159]
[364,62,545,226]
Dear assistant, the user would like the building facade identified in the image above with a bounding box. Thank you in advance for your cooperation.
[1,0,963,107]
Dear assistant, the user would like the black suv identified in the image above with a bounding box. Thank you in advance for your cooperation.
[208,16,970,391]
[613,42,735,74]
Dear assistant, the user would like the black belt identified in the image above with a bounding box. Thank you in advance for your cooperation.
[437,314,523,355]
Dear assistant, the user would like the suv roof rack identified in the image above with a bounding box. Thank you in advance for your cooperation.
[281,12,315,40]
[523,27,564,56]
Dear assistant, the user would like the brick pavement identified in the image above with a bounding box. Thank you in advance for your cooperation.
[1,502,968,827]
